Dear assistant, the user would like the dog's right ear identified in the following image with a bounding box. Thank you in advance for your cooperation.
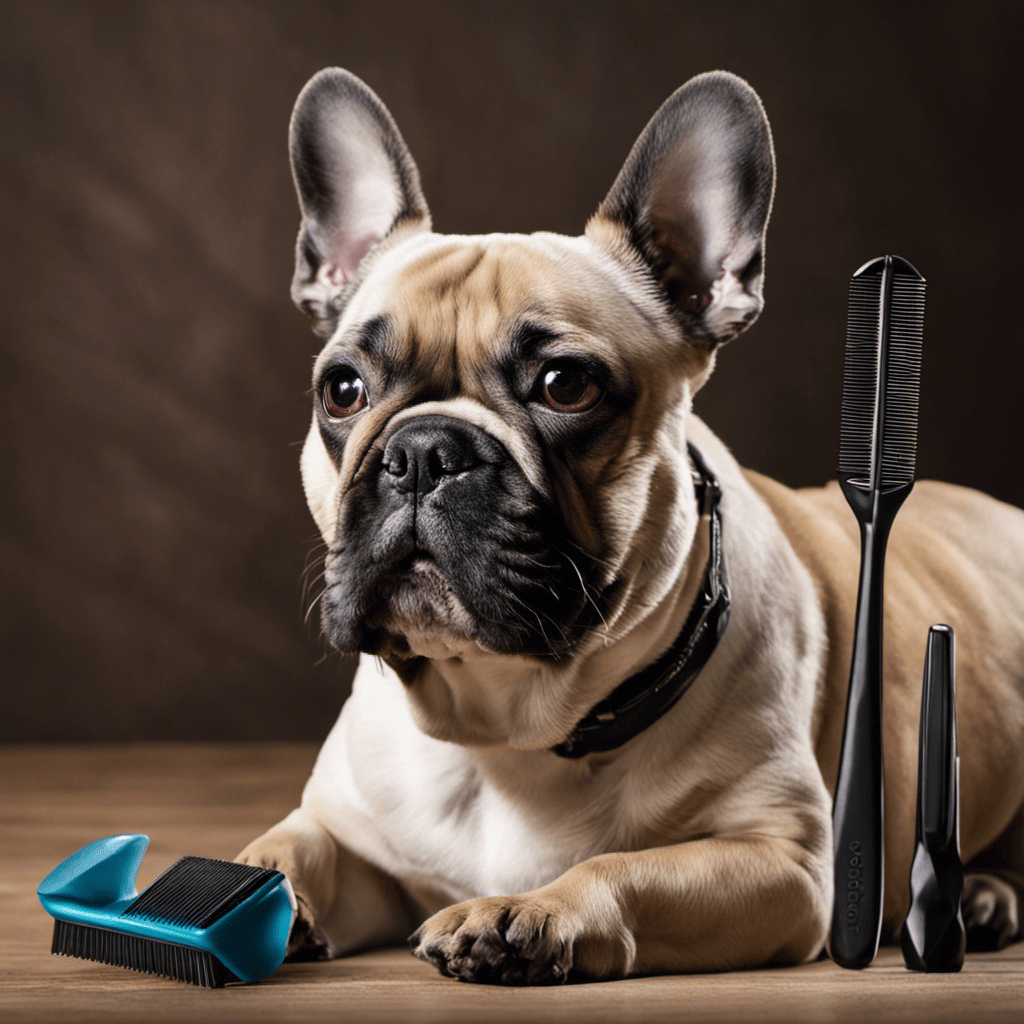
[289,69,430,337]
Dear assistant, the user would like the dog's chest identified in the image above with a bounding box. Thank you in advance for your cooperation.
[315,667,637,904]
[369,757,593,904]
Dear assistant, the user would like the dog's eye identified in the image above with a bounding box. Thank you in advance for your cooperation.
[538,360,601,413]
[322,367,367,419]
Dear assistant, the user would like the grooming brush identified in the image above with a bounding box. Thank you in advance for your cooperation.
[38,834,296,987]
[830,254,925,969]
[901,624,965,972]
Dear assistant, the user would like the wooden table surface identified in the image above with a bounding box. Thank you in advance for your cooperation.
[2,743,1022,1024]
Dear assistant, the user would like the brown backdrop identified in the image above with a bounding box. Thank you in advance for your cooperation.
[3,1,1021,740]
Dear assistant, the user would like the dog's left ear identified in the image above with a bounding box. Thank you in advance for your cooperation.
[587,71,775,349]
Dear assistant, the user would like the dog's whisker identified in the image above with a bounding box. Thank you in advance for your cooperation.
[300,571,329,614]
[300,563,328,587]
[560,536,616,571]
[503,590,571,654]
[304,583,336,626]
[561,551,609,634]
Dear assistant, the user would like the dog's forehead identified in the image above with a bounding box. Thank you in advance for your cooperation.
[335,232,665,375]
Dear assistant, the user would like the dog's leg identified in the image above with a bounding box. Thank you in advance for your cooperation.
[410,831,831,983]
[237,808,413,960]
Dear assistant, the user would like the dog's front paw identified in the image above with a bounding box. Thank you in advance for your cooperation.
[284,893,334,961]
[235,826,336,961]
[409,894,574,985]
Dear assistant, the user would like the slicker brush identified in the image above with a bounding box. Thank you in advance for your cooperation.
[38,834,296,987]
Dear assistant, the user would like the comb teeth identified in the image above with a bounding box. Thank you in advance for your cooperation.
[838,256,925,488]
[122,856,279,928]
[51,920,236,988]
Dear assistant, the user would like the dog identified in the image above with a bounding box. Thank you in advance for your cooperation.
[238,67,1024,982]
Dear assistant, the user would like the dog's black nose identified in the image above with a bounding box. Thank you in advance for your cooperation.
[382,416,486,495]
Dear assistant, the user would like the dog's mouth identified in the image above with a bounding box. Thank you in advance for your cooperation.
[320,526,601,662]
[359,554,481,659]
[369,553,463,629]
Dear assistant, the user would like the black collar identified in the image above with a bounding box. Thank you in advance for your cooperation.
[550,443,730,759]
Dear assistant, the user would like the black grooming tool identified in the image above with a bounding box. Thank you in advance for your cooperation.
[901,625,965,972]
[830,255,925,969]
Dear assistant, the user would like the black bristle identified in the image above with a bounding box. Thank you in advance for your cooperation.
[51,920,237,988]
[838,256,925,488]
[881,274,925,485]
[838,275,882,482]
[122,856,280,928]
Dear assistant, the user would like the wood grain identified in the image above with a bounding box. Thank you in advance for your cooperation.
[2,743,1021,1024]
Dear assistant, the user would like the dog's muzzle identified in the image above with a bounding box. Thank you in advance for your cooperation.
[319,414,601,659]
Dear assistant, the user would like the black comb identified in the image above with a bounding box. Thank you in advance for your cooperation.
[830,255,926,969]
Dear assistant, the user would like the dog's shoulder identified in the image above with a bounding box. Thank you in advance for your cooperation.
[745,469,1024,593]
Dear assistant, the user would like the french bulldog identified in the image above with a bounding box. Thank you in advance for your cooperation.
[238,67,1024,982]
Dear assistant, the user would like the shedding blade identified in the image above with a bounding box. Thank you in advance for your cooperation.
[838,256,925,488]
